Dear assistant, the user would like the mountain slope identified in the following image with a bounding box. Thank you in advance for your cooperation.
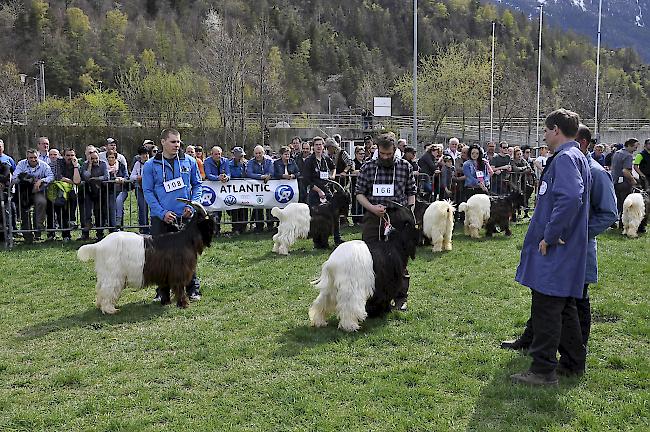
[487,0,650,60]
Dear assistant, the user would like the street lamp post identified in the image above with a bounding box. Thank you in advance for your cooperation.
[97,80,103,91]
[535,2,544,147]
[594,0,603,136]
[606,92,612,126]
[19,74,27,121]
[328,94,331,116]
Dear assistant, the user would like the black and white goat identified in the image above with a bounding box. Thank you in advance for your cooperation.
[77,199,215,314]
[309,203,418,331]
[458,190,525,238]
[271,180,350,254]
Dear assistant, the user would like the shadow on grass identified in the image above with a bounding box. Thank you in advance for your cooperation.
[273,316,389,357]
[466,357,577,432]
[16,301,166,340]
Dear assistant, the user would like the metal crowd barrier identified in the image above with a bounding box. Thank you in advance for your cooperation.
[1,170,540,249]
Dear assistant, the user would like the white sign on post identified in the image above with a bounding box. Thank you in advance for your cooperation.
[373,97,392,117]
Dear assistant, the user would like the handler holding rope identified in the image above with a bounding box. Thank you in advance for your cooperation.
[355,133,416,311]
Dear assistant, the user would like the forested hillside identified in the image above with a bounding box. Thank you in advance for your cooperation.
[0,0,649,133]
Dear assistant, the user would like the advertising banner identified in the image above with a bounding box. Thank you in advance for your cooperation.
[200,179,299,211]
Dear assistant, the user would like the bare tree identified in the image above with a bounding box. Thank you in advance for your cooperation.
[199,10,253,147]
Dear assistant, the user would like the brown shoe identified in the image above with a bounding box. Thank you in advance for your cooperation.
[510,371,558,386]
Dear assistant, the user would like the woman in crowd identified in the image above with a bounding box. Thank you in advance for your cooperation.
[463,144,491,199]
[105,149,127,230]
[194,145,206,179]
[273,146,300,180]
[350,145,366,224]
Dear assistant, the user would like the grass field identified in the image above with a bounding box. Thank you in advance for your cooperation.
[0,221,648,431]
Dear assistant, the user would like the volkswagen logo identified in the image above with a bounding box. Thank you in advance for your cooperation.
[224,195,237,206]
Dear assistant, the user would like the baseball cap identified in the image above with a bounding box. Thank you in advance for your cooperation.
[106,138,116,144]
[142,139,154,145]
[232,146,245,156]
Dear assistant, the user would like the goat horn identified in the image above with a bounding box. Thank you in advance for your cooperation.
[388,200,416,226]
[324,179,346,194]
[176,198,208,218]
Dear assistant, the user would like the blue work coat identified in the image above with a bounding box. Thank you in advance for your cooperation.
[142,152,202,220]
[245,157,273,179]
[515,141,592,298]
[585,154,619,284]
[204,156,231,181]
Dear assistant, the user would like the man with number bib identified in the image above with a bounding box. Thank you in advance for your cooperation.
[143,128,203,303]
[355,133,416,311]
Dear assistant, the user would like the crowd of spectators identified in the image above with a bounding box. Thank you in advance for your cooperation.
[1,133,648,243]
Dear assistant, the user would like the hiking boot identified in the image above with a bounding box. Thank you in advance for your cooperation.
[510,371,558,386]
[500,338,531,351]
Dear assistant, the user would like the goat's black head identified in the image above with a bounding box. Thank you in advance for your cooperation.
[508,190,526,210]
[177,199,216,249]
[387,201,419,261]
[325,179,351,218]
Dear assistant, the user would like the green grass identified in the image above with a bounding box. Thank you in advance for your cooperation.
[0,222,648,431]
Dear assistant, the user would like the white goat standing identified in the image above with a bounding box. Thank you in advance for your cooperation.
[458,194,491,239]
[271,203,311,255]
[422,200,456,252]
[622,193,647,238]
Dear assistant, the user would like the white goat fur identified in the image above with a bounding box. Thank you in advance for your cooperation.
[458,194,491,238]
[422,200,456,252]
[77,232,146,314]
[622,193,646,238]
[309,240,375,332]
[271,203,311,255]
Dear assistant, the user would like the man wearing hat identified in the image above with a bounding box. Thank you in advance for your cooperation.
[227,146,248,234]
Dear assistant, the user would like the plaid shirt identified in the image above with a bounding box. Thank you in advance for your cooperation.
[355,158,416,207]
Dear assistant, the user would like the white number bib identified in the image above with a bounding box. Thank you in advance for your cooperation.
[373,183,394,197]
[319,171,329,180]
[163,176,185,193]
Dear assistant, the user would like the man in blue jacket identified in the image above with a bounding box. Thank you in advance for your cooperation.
[502,124,618,362]
[204,145,231,236]
[246,145,274,232]
[143,128,203,302]
[511,109,592,386]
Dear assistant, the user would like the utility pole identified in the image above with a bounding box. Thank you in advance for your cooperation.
[490,22,495,146]
[35,60,45,102]
[535,3,543,147]
[413,0,418,149]
[594,0,603,137]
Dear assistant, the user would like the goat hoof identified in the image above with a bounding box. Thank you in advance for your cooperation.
[177,300,189,309]
[160,298,171,306]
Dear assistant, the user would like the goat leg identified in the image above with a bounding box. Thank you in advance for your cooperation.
[160,286,171,306]
[485,222,495,237]
[504,223,512,236]
[173,285,190,309]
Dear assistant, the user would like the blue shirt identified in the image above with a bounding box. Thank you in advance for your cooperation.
[245,157,273,179]
[0,154,16,171]
[273,158,300,179]
[12,159,54,191]
[204,156,231,181]
[142,153,202,220]
[585,154,618,284]
[227,159,247,178]
[462,159,490,187]
[515,141,592,298]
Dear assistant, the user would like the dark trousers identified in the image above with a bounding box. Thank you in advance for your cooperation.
[519,284,591,348]
[212,210,222,234]
[528,290,586,374]
[83,194,108,239]
[150,216,200,297]
[46,199,56,237]
[361,211,409,304]
[229,208,248,233]
[55,198,78,239]
[20,192,47,240]
[250,208,274,231]
[614,182,633,224]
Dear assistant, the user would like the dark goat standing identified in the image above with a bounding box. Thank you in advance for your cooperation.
[364,206,419,318]
[309,182,351,249]
[486,190,526,237]
[413,198,430,246]
[142,204,215,308]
